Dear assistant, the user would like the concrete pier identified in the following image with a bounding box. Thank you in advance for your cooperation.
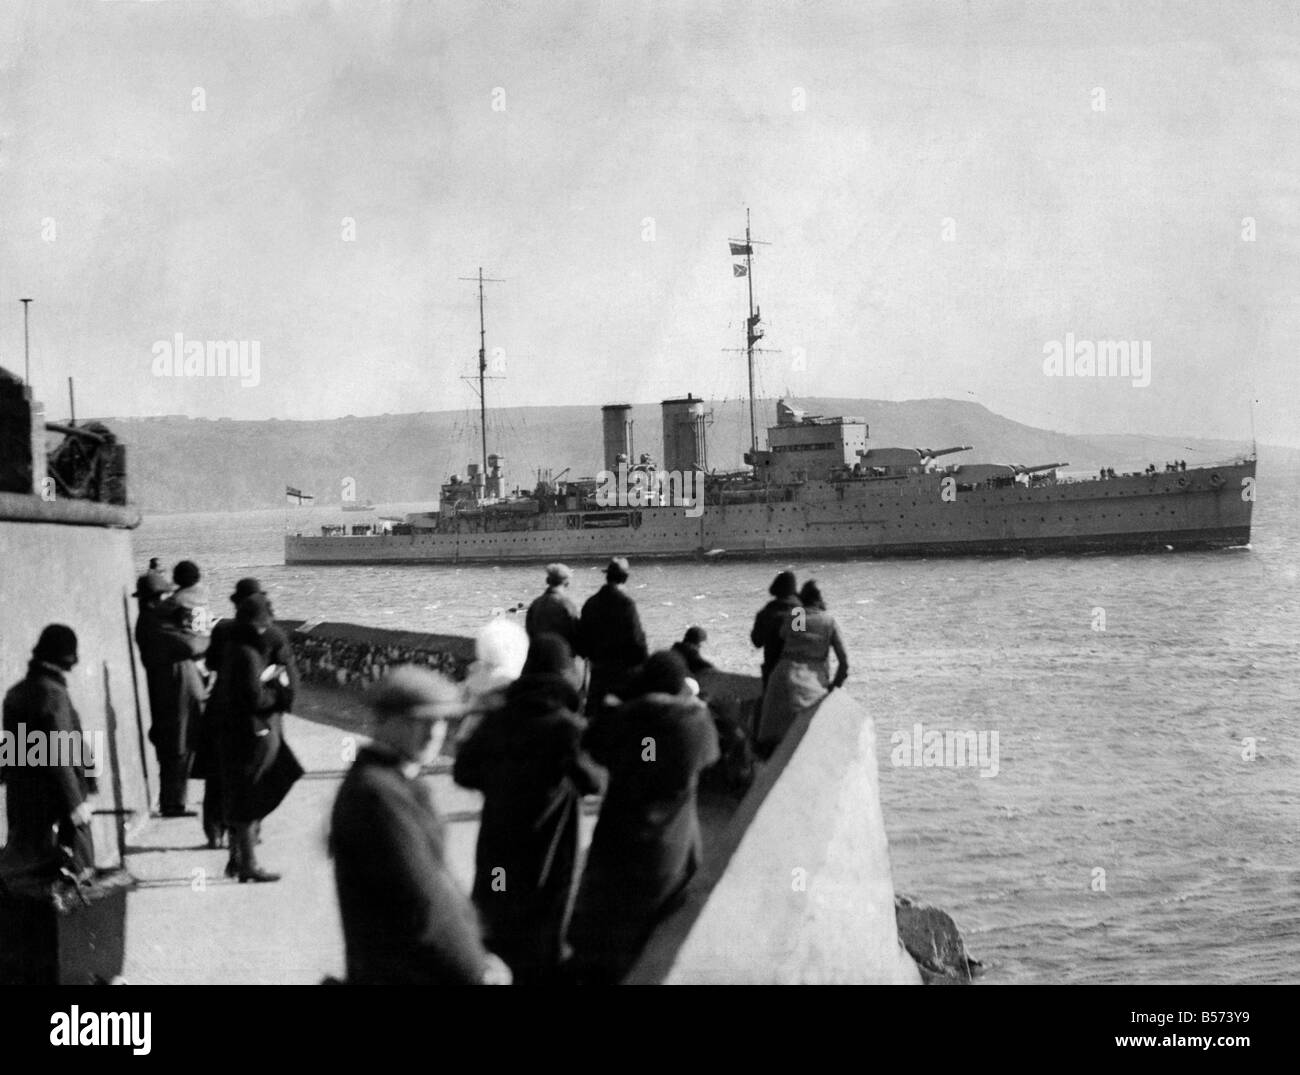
[119,684,919,984]
[631,688,921,984]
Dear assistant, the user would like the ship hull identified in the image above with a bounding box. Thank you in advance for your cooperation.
[285,461,1256,565]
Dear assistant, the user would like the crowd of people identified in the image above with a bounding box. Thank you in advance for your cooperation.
[0,560,303,886]
[1,552,850,984]
[331,555,850,985]
[131,562,302,880]
[295,634,464,689]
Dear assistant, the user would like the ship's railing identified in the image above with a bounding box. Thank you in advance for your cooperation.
[1056,457,1253,484]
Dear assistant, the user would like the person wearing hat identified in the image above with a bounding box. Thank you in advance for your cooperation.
[454,634,604,984]
[198,578,297,849]
[205,578,270,678]
[208,593,301,882]
[161,560,211,638]
[133,567,208,818]
[750,570,801,691]
[671,626,715,677]
[330,666,511,985]
[145,557,171,597]
[0,625,98,879]
[132,568,172,624]
[566,650,720,983]
[524,563,580,652]
[576,556,648,716]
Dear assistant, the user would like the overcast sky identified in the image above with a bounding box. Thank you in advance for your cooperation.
[2,0,1297,445]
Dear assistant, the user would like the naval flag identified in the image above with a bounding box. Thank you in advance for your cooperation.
[729,241,751,256]
[733,263,748,277]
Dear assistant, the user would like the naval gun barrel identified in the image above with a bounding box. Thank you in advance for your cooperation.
[1015,462,1068,474]
[919,445,973,460]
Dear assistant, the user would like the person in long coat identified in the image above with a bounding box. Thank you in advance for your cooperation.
[0,626,97,880]
[330,666,510,985]
[200,577,296,848]
[755,580,848,756]
[576,556,648,715]
[209,593,301,882]
[133,572,207,817]
[566,650,720,984]
[750,570,801,690]
[453,633,604,984]
[524,563,580,651]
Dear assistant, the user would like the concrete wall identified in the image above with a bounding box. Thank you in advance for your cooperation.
[631,688,921,984]
[0,519,154,866]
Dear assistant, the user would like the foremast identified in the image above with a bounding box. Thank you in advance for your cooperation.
[730,211,768,462]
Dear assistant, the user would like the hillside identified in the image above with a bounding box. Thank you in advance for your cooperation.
[91,398,1279,513]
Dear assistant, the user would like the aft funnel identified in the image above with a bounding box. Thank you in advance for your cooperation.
[661,394,707,474]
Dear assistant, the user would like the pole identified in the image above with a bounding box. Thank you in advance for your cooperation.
[20,298,31,384]
[101,662,130,866]
[68,376,76,425]
[121,593,152,812]
[745,211,757,454]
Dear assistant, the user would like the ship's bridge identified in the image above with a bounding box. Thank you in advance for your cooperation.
[748,400,868,483]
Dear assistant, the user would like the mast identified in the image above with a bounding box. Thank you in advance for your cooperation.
[476,267,487,481]
[745,212,757,454]
[728,210,767,458]
[459,267,504,492]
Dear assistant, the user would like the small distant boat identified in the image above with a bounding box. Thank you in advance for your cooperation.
[342,501,375,513]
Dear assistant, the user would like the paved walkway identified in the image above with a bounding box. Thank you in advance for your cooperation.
[121,691,495,984]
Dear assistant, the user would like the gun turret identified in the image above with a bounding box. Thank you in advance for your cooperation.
[1014,462,1068,475]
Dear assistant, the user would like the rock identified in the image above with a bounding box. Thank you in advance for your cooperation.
[894,894,982,984]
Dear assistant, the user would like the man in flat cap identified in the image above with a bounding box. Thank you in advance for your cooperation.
[525,563,580,652]
[0,625,97,879]
[330,666,510,985]
[576,556,648,716]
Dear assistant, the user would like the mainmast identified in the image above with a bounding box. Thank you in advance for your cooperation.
[476,268,487,479]
[459,267,503,488]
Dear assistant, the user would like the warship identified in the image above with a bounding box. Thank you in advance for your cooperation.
[284,218,1255,566]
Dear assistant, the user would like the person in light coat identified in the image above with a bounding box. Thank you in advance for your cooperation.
[755,580,848,756]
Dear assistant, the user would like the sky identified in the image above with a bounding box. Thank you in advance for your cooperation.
[2,0,1297,445]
